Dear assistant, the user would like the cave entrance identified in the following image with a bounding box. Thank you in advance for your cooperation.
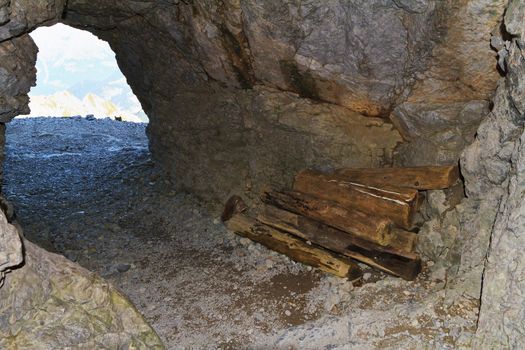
[3,23,154,262]
[21,23,148,123]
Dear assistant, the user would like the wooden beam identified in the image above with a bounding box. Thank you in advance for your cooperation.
[259,205,417,258]
[258,205,421,280]
[294,170,419,229]
[221,195,248,222]
[225,214,363,280]
[334,165,460,190]
[262,190,393,246]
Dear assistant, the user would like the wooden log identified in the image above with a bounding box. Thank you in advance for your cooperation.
[221,195,248,222]
[225,214,363,280]
[294,170,419,229]
[258,205,421,280]
[334,165,459,190]
[259,205,417,258]
[262,190,393,246]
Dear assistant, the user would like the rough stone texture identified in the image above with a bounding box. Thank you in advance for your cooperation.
[475,131,525,348]
[0,0,66,122]
[59,0,502,206]
[0,197,21,286]
[0,0,65,41]
[416,1,525,346]
[392,0,507,165]
[64,0,428,205]
[0,35,37,121]
[0,0,522,347]
[417,78,521,297]
[147,85,402,204]
[473,1,525,346]
[64,0,438,116]
[0,238,164,349]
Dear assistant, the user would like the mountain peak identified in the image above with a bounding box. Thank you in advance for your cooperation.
[20,90,145,122]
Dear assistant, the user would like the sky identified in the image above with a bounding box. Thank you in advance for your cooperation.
[25,23,147,122]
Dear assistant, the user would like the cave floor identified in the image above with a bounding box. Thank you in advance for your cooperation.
[3,117,479,349]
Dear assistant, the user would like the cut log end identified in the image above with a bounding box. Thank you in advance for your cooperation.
[221,195,248,222]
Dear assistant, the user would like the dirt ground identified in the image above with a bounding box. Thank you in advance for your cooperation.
[3,117,479,349]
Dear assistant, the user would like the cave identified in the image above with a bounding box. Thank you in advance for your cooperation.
[1,0,524,349]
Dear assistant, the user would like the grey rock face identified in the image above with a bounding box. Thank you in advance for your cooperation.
[0,0,10,26]
[0,35,37,122]
[62,0,433,205]
[0,203,22,286]
[393,0,430,13]
[473,1,525,346]
[240,0,435,116]
[0,0,65,41]
[146,85,402,206]
[417,3,523,299]
[417,1,525,346]
[0,239,164,349]
[475,132,525,348]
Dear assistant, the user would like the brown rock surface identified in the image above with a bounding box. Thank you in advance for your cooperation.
[0,0,507,205]
[392,0,507,165]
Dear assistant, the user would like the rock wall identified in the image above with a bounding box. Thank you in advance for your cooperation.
[59,0,506,203]
[0,1,506,206]
[0,0,523,347]
[392,0,507,165]
[473,0,525,346]
[0,196,21,286]
[63,0,419,205]
[61,0,505,206]
[0,237,164,349]
[416,0,525,346]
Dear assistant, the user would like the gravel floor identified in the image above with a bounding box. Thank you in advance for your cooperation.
[3,117,479,349]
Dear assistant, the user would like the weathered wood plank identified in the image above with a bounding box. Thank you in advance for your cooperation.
[294,170,419,229]
[259,205,417,258]
[262,190,393,246]
[225,214,363,280]
[334,165,460,190]
[258,205,421,280]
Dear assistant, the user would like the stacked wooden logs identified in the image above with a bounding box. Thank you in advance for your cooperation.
[223,166,459,281]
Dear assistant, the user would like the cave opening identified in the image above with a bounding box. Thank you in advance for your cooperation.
[2,22,153,258]
[21,23,148,123]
